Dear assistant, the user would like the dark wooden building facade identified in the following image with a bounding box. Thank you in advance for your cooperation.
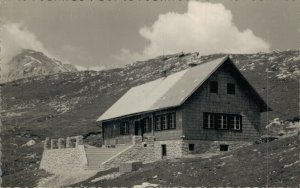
[97,56,270,155]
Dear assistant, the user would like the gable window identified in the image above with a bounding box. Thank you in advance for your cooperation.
[143,118,152,133]
[217,114,228,129]
[120,122,129,135]
[209,81,218,93]
[229,115,242,131]
[227,83,235,94]
[204,113,215,129]
[168,113,176,129]
[155,116,161,131]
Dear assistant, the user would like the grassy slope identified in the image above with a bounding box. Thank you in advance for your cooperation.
[72,135,300,187]
[0,50,299,186]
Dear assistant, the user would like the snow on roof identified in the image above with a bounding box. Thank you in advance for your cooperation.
[97,56,228,122]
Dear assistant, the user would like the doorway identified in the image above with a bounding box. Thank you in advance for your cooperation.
[161,144,167,157]
[134,121,139,135]
[134,120,144,137]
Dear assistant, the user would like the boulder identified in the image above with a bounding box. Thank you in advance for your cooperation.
[22,140,36,147]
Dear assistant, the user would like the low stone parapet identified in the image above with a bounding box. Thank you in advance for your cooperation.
[44,135,84,150]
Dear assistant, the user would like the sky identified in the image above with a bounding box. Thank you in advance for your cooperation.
[0,0,299,70]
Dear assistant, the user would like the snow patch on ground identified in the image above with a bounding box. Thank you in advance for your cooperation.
[220,155,233,160]
[90,172,121,183]
[283,160,300,168]
[2,111,24,117]
[266,118,281,129]
[133,182,160,188]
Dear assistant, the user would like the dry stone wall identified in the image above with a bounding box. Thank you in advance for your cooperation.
[40,136,87,173]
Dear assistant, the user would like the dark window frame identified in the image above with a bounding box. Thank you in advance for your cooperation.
[229,115,242,131]
[220,144,229,151]
[189,144,195,151]
[120,121,130,135]
[216,114,229,130]
[161,115,168,130]
[203,112,242,131]
[155,112,177,131]
[203,112,215,129]
[209,81,218,94]
[155,116,162,131]
[168,113,176,129]
[143,117,152,133]
[227,83,236,95]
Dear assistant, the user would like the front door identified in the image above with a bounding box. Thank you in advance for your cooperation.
[134,121,144,137]
[134,121,140,135]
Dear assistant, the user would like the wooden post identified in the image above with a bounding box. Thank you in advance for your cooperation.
[51,139,58,149]
[58,138,66,149]
[66,137,72,148]
[44,137,50,150]
[76,136,83,147]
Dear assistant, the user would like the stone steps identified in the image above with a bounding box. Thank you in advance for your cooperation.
[84,145,130,170]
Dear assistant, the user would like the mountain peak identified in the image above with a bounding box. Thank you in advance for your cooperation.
[0,49,78,83]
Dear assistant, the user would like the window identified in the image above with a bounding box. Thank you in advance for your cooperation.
[229,115,242,131]
[210,81,218,93]
[217,114,228,129]
[168,113,176,129]
[162,115,168,130]
[120,122,129,135]
[189,144,195,151]
[203,113,242,131]
[227,83,235,94]
[220,144,229,151]
[204,113,215,129]
[162,144,167,156]
[155,116,161,131]
[143,118,152,133]
[155,113,176,131]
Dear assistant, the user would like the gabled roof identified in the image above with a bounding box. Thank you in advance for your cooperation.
[97,56,270,122]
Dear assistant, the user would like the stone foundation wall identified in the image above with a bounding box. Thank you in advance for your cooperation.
[39,136,87,173]
[154,140,184,159]
[40,134,252,172]
[101,137,251,170]
[182,140,252,155]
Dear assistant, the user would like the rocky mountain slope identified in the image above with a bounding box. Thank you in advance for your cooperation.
[0,50,299,186]
[0,49,77,83]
